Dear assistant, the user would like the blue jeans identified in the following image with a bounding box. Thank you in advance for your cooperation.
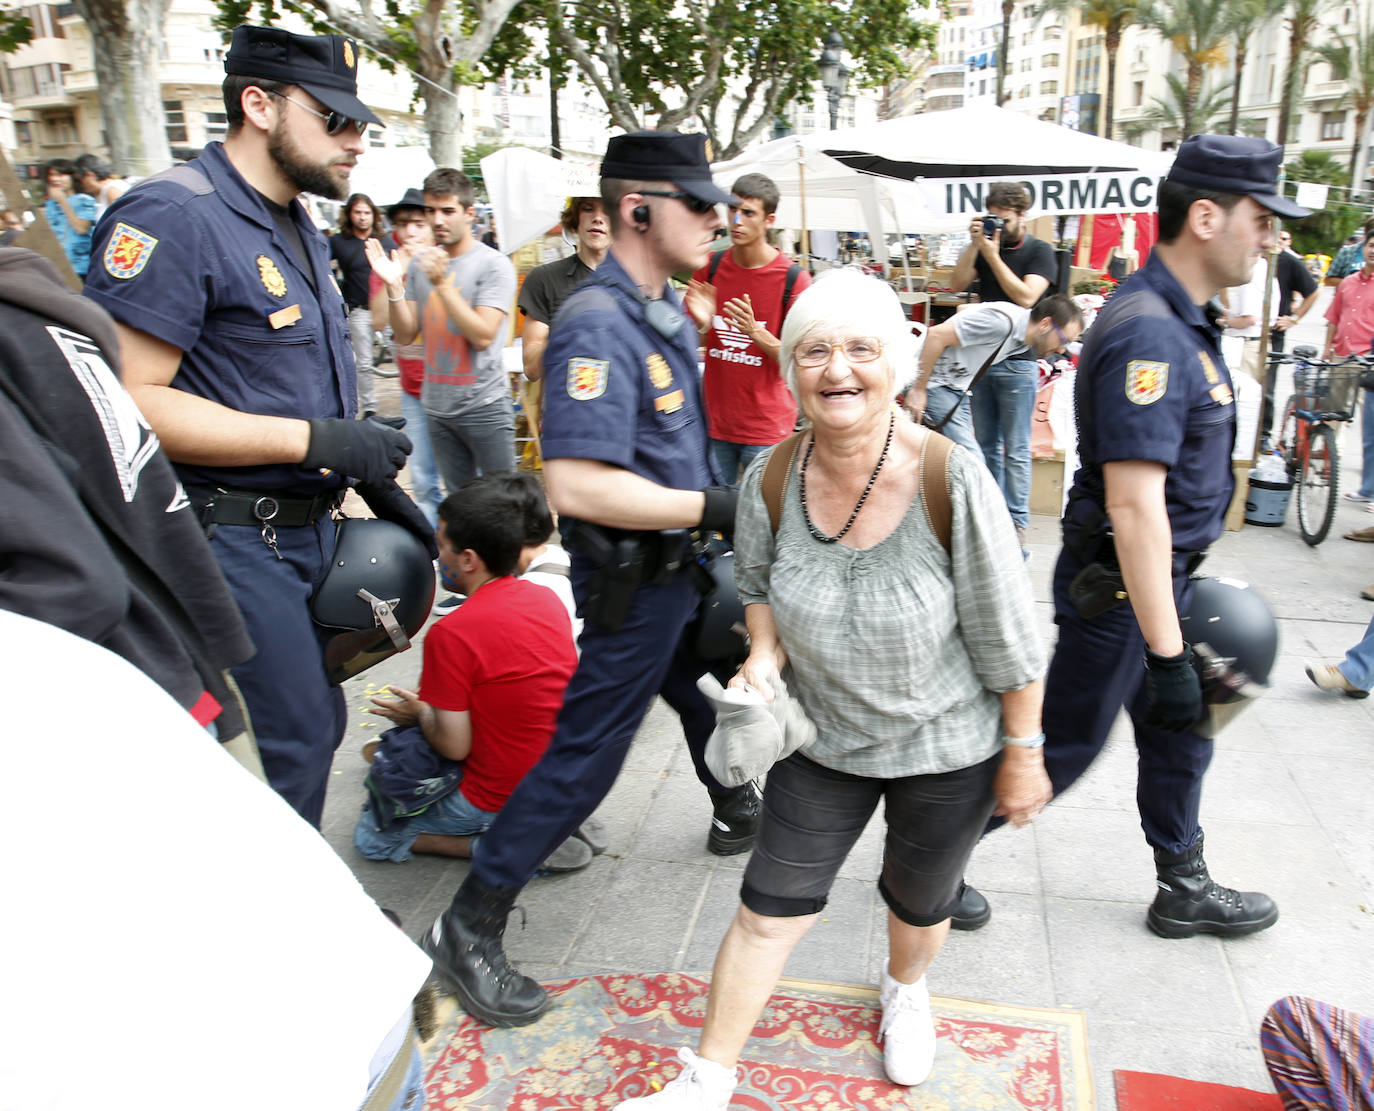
[427,395,516,494]
[1358,390,1374,499]
[924,384,979,456]
[1338,613,1374,689]
[400,391,442,527]
[971,356,1036,528]
[710,438,770,483]
[353,781,495,863]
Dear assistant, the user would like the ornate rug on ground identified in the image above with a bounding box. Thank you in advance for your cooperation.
[420,972,1094,1110]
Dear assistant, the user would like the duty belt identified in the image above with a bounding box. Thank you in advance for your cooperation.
[189,486,343,528]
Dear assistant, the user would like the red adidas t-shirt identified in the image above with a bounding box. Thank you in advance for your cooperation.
[418,575,577,812]
[694,249,811,444]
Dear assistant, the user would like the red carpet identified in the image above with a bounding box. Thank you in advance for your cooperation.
[1114,1069,1282,1110]
[421,972,1094,1109]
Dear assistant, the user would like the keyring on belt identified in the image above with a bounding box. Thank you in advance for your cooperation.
[254,496,283,560]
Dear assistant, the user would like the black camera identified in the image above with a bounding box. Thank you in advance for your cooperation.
[982,214,1005,237]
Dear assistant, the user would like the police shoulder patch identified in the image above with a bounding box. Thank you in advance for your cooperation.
[103,222,159,280]
[1125,359,1169,406]
[567,357,609,401]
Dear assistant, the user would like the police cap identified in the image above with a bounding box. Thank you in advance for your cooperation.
[601,131,735,207]
[225,25,382,127]
[1165,134,1309,219]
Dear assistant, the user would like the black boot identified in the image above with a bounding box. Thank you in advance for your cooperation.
[1146,835,1278,939]
[949,882,991,931]
[708,780,761,855]
[420,873,549,1027]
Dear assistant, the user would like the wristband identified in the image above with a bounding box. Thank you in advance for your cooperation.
[1003,732,1045,749]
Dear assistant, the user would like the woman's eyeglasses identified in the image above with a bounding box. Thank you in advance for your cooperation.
[795,337,885,368]
[268,90,368,137]
[636,190,721,216]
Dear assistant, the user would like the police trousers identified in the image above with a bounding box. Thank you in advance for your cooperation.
[472,565,732,890]
[1039,546,1213,856]
[211,520,347,827]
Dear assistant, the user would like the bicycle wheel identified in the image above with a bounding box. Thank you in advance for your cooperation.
[1275,395,1299,478]
[1296,423,1338,546]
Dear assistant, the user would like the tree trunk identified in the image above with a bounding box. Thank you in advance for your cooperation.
[71,0,172,176]
[1277,14,1305,148]
[413,0,461,167]
[997,0,1013,105]
[1230,37,1247,134]
[1183,62,1202,138]
[1104,24,1121,140]
[1351,105,1370,190]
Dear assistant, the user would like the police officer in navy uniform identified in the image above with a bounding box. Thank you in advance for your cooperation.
[420,131,758,1028]
[957,136,1309,938]
[84,26,430,827]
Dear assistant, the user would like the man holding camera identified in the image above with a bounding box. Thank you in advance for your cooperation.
[950,183,1059,544]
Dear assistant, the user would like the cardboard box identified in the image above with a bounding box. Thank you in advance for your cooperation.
[1030,452,1066,517]
[1224,461,1251,532]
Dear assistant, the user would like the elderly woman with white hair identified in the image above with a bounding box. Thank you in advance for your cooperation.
[616,269,1050,1111]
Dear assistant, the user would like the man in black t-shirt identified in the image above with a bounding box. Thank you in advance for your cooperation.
[331,193,387,417]
[950,181,1059,550]
[517,197,609,382]
[1271,229,1318,355]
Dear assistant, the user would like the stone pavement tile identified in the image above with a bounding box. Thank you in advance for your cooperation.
[622,697,690,774]
[1201,748,1320,828]
[1256,695,1374,760]
[1035,807,1158,905]
[679,867,740,970]
[963,817,1041,897]
[1043,897,1250,1034]
[1196,815,1368,923]
[897,891,1056,1010]
[590,770,663,859]
[1276,617,1374,669]
[1086,1019,1273,1101]
[631,769,720,864]
[571,858,716,970]
[1223,912,1374,1025]
[1047,731,1139,813]
[507,856,623,966]
[1282,755,1374,895]
[344,853,464,928]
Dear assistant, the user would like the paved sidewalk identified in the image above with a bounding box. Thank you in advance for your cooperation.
[325,296,1373,1106]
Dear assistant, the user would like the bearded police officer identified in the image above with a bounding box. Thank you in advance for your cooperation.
[84,26,430,827]
[420,131,760,1028]
[956,136,1308,938]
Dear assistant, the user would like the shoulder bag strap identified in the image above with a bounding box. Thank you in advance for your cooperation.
[919,430,955,553]
[761,430,806,535]
[928,307,1018,432]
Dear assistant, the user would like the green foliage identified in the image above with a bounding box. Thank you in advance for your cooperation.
[0,5,34,52]
[1283,151,1364,256]
[1138,74,1235,135]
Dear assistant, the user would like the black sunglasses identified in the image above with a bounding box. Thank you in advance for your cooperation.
[637,189,720,216]
[267,90,367,137]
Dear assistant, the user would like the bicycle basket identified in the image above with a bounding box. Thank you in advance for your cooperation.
[1292,364,1361,421]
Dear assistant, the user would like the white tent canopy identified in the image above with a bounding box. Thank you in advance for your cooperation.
[348,146,437,210]
[481,147,600,255]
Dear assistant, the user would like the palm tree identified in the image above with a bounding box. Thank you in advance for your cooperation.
[1138,74,1236,137]
[1225,0,1288,135]
[1277,0,1335,150]
[997,0,1013,105]
[1138,0,1233,139]
[1313,5,1374,189]
[1037,0,1145,140]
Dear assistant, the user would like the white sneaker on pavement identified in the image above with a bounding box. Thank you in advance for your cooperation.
[879,964,937,1086]
[615,1047,738,1109]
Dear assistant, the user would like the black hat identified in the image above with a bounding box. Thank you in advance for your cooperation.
[1165,135,1309,219]
[601,131,735,207]
[225,25,382,128]
[387,187,426,220]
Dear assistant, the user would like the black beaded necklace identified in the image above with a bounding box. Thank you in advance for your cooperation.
[798,411,895,544]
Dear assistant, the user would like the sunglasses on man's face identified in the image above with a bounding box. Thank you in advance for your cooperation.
[637,190,720,216]
[267,89,368,136]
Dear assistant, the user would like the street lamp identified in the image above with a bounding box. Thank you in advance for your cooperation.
[817,30,850,131]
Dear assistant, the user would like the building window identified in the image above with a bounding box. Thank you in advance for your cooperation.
[368,126,385,148]
[204,110,227,143]
[43,111,77,144]
[1021,58,1033,72]
[15,120,32,146]
[1040,80,1058,96]
[1321,111,1345,140]
[164,99,187,143]
[1133,80,1144,106]
[1017,85,1031,98]
[1043,53,1059,67]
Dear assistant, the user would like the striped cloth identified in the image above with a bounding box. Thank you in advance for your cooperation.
[1261,995,1374,1110]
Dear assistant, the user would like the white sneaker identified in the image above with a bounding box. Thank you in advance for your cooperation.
[879,964,937,1086]
[615,1047,738,1109]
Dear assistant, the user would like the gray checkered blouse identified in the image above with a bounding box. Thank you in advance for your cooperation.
[735,437,1046,778]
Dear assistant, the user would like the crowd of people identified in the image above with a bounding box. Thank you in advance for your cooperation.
[3,19,1372,1111]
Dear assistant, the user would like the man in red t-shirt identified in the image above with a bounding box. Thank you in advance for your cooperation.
[353,474,588,869]
[686,173,811,480]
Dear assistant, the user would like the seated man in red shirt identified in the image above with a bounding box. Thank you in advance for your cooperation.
[353,473,589,871]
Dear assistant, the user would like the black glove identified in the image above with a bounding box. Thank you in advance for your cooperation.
[303,418,412,484]
[355,478,439,560]
[1143,644,1203,732]
[700,484,739,538]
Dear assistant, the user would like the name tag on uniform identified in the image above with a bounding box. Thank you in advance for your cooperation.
[269,304,302,329]
[654,389,685,414]
[1210,383,1234,405]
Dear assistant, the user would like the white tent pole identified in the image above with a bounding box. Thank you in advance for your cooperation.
[798,140,811,273]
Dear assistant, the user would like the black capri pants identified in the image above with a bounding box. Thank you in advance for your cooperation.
[740,749,1001,927]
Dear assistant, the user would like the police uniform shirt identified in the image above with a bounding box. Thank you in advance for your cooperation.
[1072,253,1236,553]
[540,252,712,493]
[83,142,355,494]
